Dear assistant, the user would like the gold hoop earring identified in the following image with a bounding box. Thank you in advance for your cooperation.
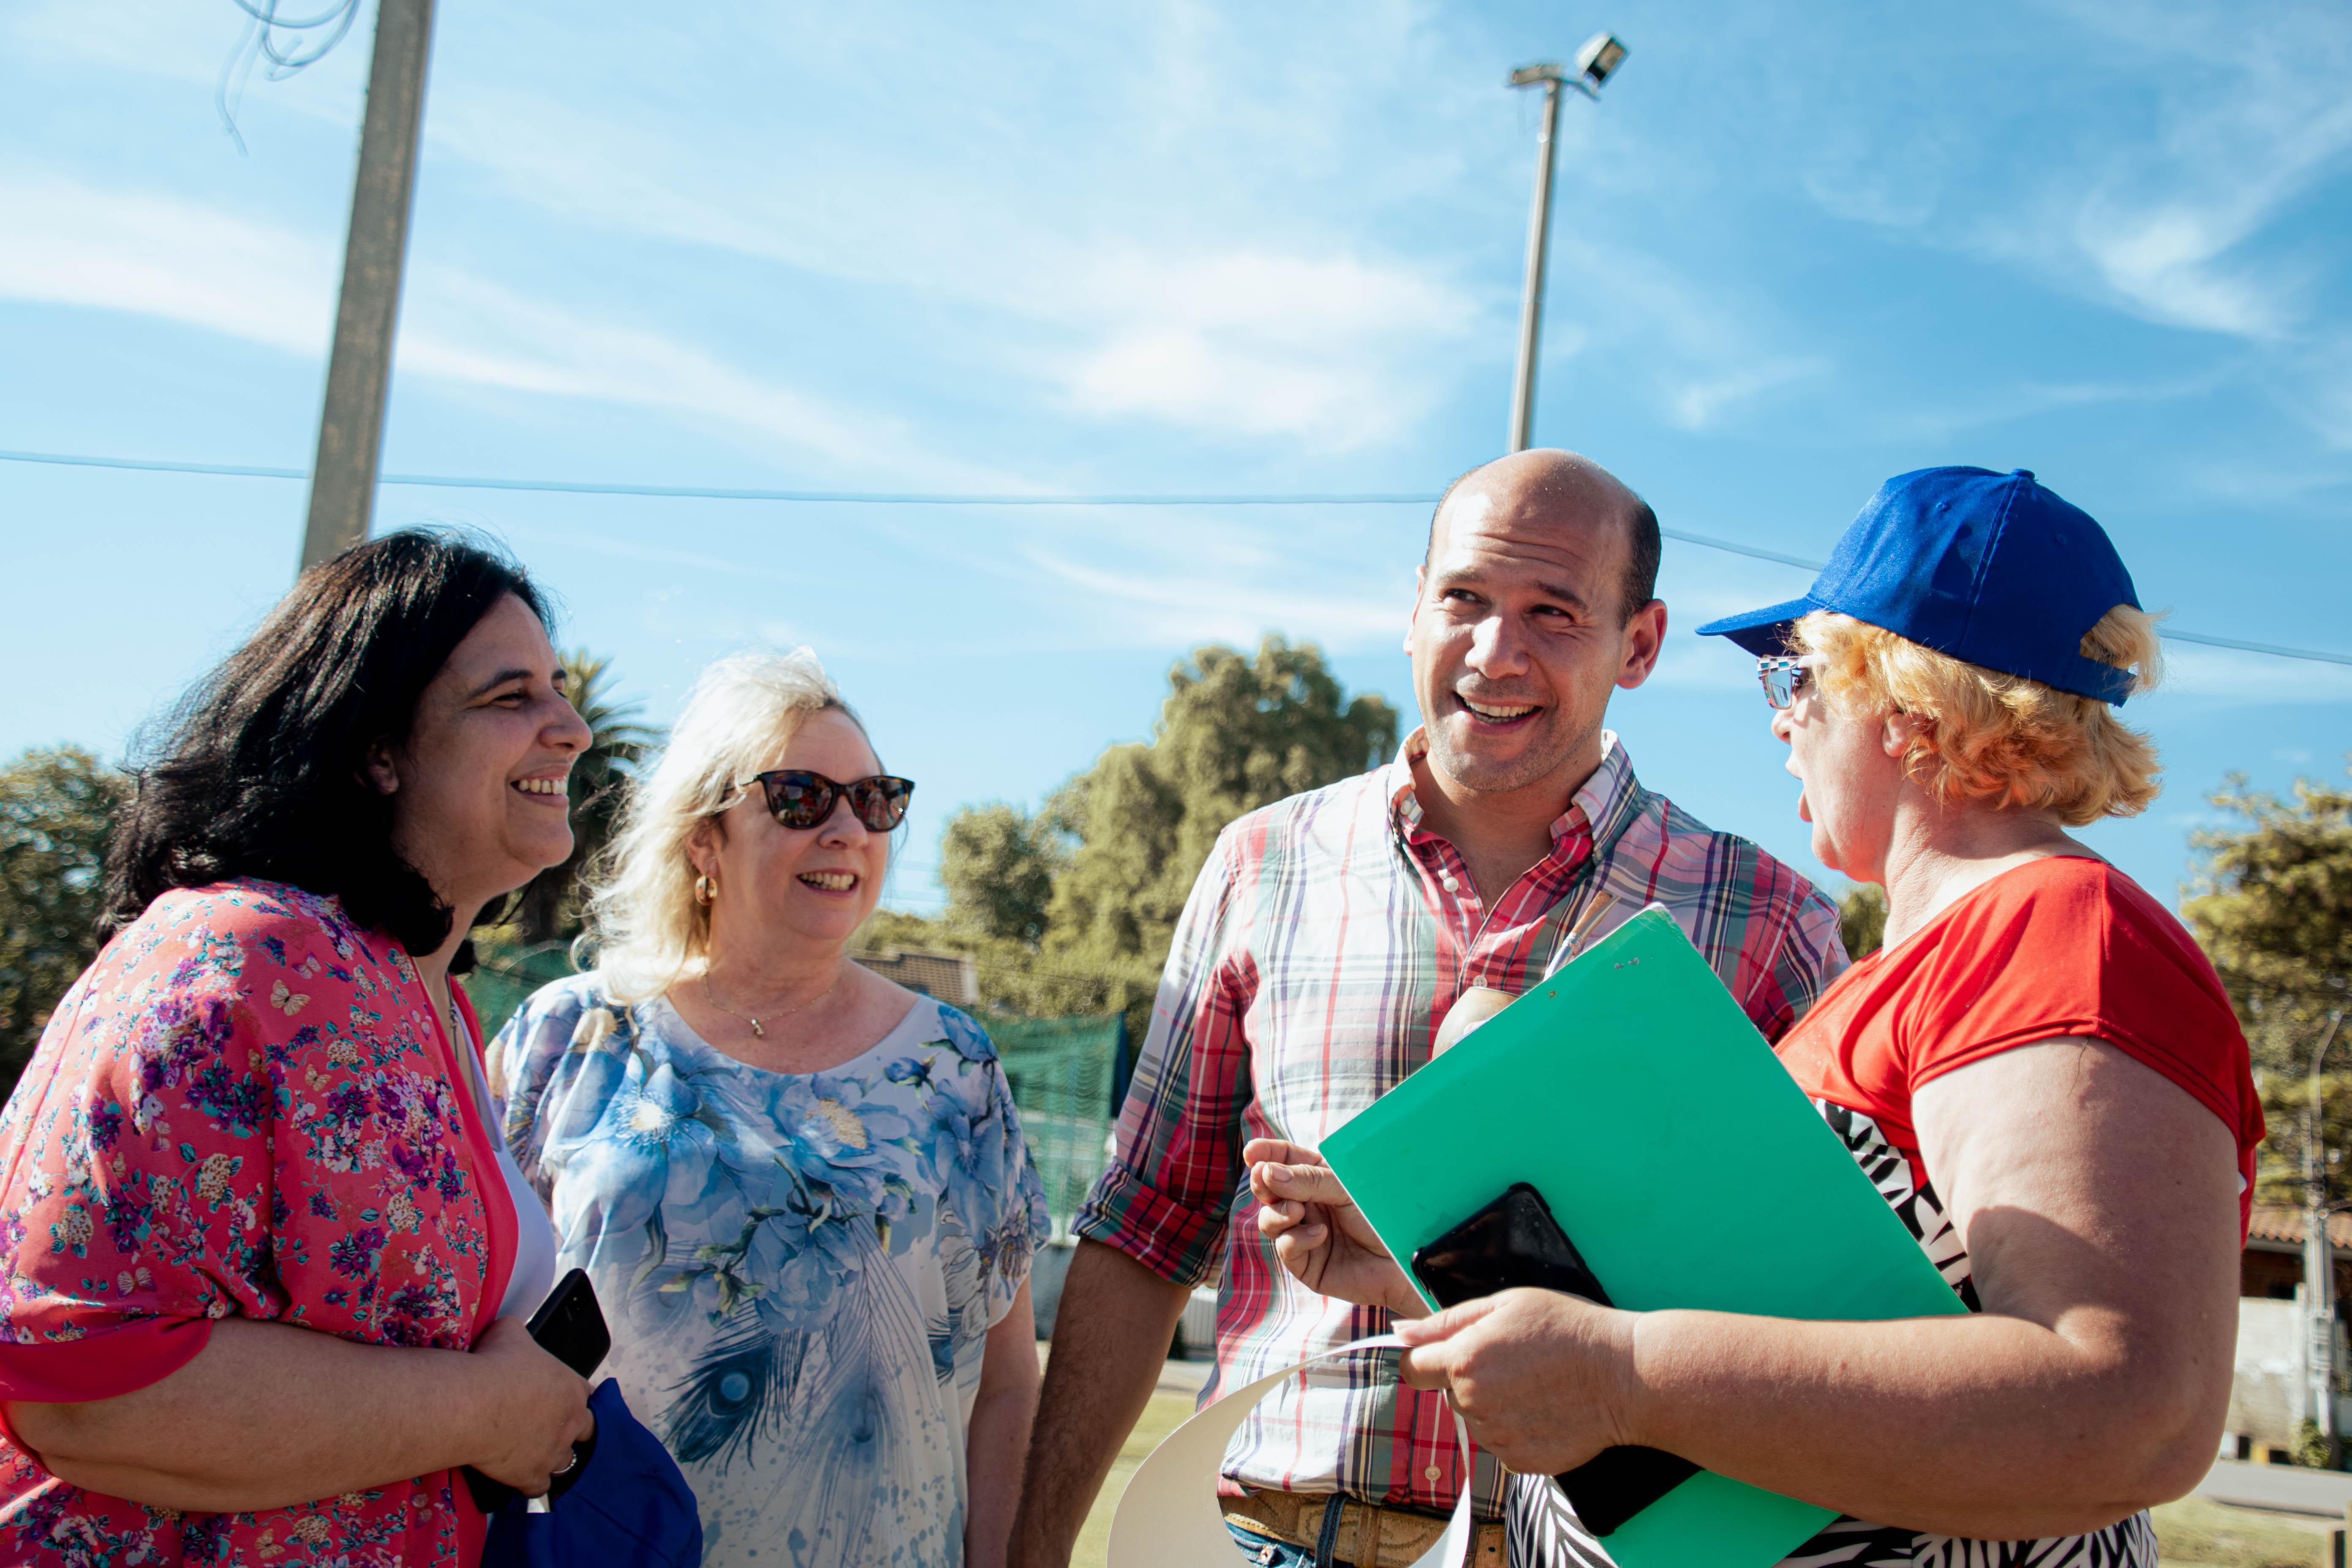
[695,873,717,906]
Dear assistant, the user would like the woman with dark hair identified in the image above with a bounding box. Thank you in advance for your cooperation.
[0,530,599,1567]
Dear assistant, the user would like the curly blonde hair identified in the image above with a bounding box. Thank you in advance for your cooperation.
[1794,606,2164,826]
[582,648,866,1004]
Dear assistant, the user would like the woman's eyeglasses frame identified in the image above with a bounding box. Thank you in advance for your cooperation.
[733,769,915,832]
[1756,656,1816,710]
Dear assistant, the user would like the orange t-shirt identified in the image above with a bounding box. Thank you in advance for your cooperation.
[1776,855,2262,1236]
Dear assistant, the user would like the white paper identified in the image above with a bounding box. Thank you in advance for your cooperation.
[1108,1335,1473,1568]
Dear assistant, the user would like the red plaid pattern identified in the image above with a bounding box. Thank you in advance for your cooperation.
[1074,731,1846,1519]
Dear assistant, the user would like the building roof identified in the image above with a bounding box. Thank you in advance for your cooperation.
[853,947,979,1008]
[2246,1205,2352,1250]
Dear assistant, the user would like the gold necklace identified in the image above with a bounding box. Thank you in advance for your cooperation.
[701,970,838,1039]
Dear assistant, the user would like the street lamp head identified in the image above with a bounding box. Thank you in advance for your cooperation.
[1575,32,1628,90]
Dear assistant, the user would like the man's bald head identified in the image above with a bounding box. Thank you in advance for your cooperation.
[1424,450,1660,622]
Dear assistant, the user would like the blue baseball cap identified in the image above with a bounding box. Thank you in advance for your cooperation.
[1696,466,2142,705]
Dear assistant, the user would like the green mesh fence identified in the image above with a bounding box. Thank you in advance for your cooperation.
[987,1012,1128,1241]
[463,941,578,1044]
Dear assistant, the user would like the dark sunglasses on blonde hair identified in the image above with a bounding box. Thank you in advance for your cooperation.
[738,769,915,831]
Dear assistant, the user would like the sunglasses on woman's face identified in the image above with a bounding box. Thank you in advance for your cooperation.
[1756,656,1817,710]
[740,770,915,831]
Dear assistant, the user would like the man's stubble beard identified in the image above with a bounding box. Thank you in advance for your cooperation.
[1423,702,1603,799]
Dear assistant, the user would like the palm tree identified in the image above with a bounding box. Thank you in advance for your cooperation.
[514,651,661,945]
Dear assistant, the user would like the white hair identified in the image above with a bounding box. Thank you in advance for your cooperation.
[583,648,864,1003]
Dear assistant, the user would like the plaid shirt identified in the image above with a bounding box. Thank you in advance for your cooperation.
[1073,729,1846,1519]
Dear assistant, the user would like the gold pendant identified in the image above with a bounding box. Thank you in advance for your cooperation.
[749,1018,765,1038]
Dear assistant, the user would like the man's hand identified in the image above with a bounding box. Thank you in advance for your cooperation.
[1244,1138,1423,1318]
[1395,1289,1641,1475]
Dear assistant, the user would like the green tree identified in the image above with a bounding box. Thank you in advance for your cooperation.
[1045,636,1397,965]
[514,651,660,945]
[941,802,1068,944]
[1838,884,1886,959]
[865,636,1394,1045]
[0,747,130,1102]
[2182,767,2352,1206]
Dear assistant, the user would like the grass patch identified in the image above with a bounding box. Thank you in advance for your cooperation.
[1071,1391,1200,1568]
[2153,1495,2331,1567]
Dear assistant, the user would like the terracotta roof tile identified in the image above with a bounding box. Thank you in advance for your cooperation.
[853,947,978,1008]
[2246,1204,2352,1249]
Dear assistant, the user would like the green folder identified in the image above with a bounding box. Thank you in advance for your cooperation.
[1320,905,1967,1568]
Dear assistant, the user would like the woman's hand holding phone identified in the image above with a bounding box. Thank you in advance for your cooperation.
[1244,1138,1426,1318]
[468,1316,596,1495]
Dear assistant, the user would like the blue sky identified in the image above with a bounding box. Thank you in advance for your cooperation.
[4,0,2349,917]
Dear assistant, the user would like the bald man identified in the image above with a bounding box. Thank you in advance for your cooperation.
[1010,451,1846,1568]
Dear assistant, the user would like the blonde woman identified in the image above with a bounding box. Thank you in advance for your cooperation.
[488,650,1048,1568]
[1250,469,2261,1568]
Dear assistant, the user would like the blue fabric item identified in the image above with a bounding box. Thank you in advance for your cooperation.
[1695,466,2142,704]
[484,1378,704,1568]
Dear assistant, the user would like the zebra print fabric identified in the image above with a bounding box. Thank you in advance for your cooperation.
[1502,1101,2155,1568]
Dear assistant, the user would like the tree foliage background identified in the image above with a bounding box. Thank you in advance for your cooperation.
[511,651,659,946]
[1838,884,1886,959]
[2183,768,2352,1208]
[0,748,129,1102]
[863,636,1397,1043]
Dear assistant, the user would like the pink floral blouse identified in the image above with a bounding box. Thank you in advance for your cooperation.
[0,880,516,1567]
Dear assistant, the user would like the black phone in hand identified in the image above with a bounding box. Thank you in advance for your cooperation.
[1408,1184,1700,1538]
[463,1269,610,1514]
[525,1268,611,1380]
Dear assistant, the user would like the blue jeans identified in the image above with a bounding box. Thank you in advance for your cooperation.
[1227,1505,1362,1568]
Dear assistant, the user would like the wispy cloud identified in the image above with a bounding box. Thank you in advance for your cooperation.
[398,267,955,477]
[1790,0,2352,345]
[0,170,1009,482]
[2151,643,2352,704]
[1666,359,1830,432]
[1061,248,1476,448]
[1880,365,2240,442]
[401,11,1497,456]
[1021,542,1411,651]
[0,174,334,353]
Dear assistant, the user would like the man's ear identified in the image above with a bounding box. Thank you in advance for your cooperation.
[360,739,400,796]
[1403,565,1426,655]
[1614,600,1669,691]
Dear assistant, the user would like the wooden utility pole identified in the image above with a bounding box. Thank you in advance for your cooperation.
[300,0,436,574]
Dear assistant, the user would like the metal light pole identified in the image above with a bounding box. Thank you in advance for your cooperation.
[2309,1010,2347,1456]
[300,0,437,574]
[1505,32,1627,454]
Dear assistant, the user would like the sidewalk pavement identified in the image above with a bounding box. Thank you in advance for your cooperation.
[1155,1356,1211,1399]
[2197,1457,2352,1517]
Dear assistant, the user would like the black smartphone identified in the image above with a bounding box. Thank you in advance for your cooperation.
[463,1270,610,1514]
[1408,1184,1699,1538]
[527,1268,611,1379]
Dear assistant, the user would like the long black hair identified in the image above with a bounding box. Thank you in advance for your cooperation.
[101,529,554,960]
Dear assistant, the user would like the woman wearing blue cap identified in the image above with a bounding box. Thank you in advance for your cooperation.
[1253,468,2260,1568]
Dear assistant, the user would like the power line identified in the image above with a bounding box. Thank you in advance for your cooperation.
[7,445,2347,668]
[0,449,1431,507]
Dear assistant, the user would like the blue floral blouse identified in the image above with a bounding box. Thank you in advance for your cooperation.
[488,977,1049,1568]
